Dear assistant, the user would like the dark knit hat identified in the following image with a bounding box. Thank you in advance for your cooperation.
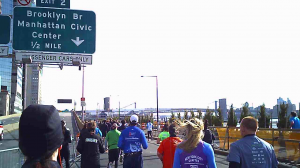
[19,105,64,159]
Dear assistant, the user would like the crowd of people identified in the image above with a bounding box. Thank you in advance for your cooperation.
[19,104,300,168]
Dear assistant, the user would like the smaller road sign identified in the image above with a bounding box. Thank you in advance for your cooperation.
[0,47,9,56]
[16,52,93,65]
[0,15,11,44]
[36,0,70,9]
[17,0,32,6]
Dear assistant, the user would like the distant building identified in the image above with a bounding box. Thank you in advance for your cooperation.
[24,64,42,109]
[277,97,286,105]
[272,97,296,119]
[10,65,23,113]
[104,97,110,112]
[0,92,10,116]
[219,98,227,120]
[215,101,218,112]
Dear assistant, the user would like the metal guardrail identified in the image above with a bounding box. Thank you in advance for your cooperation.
[0,148,25,168]
[208,126,300,165]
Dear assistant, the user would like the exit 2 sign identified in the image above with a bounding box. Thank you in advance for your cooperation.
[36,0,70,8]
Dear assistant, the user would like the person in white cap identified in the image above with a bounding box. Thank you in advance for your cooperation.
[118,115,148,168]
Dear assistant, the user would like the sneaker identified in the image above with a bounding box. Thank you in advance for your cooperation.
[107,162,112,168]
[120,155,123,163]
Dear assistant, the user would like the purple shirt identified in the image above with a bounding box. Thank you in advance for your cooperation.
[173,141,216,168]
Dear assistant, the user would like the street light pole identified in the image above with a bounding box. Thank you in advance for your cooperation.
[82,65,85,121]
[156,77,159,126]
[141,76,159,127]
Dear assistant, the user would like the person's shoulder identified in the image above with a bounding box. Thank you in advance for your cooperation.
[256,136,273,149]
[202,141,211,147]
[229,138,244,147]
[172,137,183,142]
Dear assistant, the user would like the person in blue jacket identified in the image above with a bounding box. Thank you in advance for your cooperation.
[118,115,148,168]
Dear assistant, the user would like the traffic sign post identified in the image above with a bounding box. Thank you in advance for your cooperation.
[13,7,96,54]
[36,0,70,9]
[16,0,32,6]
[16,52,93,65]
[0,15,11,44]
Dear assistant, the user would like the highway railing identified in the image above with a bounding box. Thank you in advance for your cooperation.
[209,126,300,164]
[0,148,25,168]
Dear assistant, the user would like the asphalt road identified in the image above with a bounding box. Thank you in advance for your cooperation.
[71,140,229,168]
[0,117,21,125]
[0,113,230,168]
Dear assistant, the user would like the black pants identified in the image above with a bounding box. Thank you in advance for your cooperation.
[123,153,143,168]
[57,149,70,168]
[61,150,70,168]
[109,148,120,168]
[147,131,152,140]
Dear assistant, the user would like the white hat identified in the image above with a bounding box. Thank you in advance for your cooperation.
[130,115,138,122]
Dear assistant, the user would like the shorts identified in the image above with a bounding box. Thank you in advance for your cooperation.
[108,148,120,163]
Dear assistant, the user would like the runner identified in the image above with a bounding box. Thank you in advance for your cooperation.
[106,123,121,168]
[146,120,153,141]
[77,122,105,168]
[117,120,127,162]
[227,116,278,168]
[173,118,217,168]
[202,119,215,147]
[157,124,170,144]
[289,111,300,129]
[58,120,72,168]
[157,124,182,168]
[118,115,148,168]
[19,105,64,168]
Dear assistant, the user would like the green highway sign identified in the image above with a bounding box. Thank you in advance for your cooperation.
[0,15,11,44]
[36,0,70,9]
[13,7,96,54]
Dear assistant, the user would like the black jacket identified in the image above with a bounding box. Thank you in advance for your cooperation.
[22,160,61,168]
[77,133,105,168]
[202,129,215,144]
[117,125,126,132]
[61,128,71,152]
[99,123,109,135]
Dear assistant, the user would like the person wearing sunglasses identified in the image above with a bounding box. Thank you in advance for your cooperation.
[106,123,121,168]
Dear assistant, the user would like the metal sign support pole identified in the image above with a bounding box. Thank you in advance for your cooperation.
[82,65,85,121]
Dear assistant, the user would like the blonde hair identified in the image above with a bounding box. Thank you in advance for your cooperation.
[176,118,204,153]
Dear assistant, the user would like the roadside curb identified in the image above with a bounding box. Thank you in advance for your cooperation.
[3,123,19,133]
[0,114,21,120]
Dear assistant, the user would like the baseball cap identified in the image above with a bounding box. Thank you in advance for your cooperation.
[130,115,138,122]
[19,105,64,159]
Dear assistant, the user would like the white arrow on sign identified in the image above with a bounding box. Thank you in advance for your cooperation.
[71,37,84,46]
